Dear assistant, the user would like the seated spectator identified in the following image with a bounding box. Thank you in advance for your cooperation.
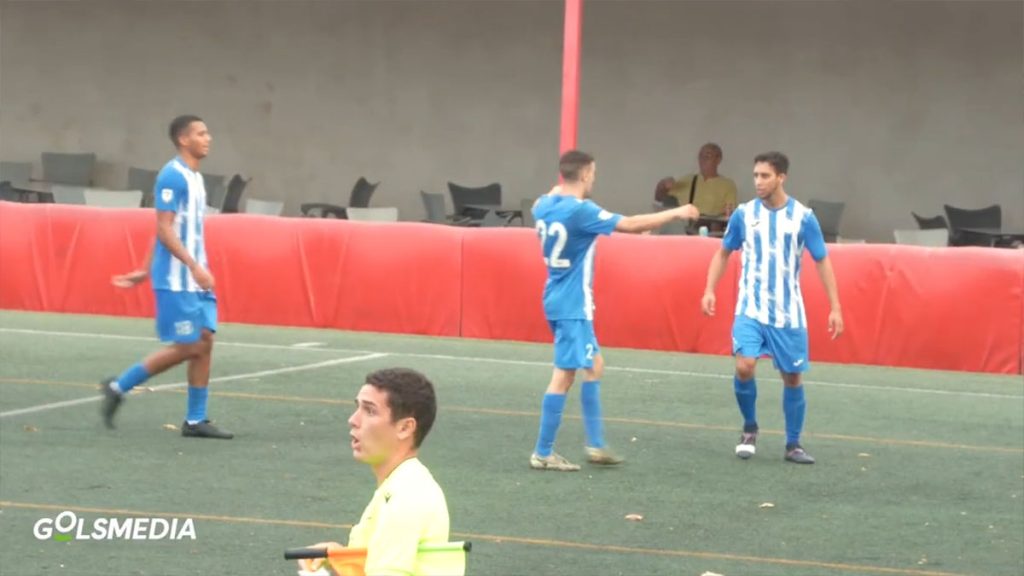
[655,143,738,225]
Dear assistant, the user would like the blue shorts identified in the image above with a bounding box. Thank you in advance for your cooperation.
[548,319,599,370]
[155,289,218,344]
[732,314,809,374]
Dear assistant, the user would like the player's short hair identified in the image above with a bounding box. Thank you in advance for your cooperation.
[701,143,723,158]
[559,150,595,182]
[753,151,789,175]
[365,368,437,448]
[169,115,204,149]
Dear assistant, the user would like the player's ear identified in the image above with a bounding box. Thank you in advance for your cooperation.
[396,416,417,442]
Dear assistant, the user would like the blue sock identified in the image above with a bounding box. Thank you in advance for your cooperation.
[580,381,605,449]
[186,386,209,424]
[734,376,758,432]
[783,385,806,448]
[113,363,150,395]
[533,393,567,457]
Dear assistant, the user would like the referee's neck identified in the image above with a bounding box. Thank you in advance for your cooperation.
[372,449,418,486]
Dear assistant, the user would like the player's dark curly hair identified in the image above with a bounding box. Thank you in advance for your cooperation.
[365,368,437,447]
[753,151,789,175]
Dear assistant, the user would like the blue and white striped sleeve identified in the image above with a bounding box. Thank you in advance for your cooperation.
[802,212,829,261]
[154,169,187,213]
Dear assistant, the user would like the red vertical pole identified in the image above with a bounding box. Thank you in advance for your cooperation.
[559,0,583,154]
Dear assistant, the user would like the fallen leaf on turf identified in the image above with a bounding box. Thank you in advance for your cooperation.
[624,514,644,521]
[759,502,775,509]
[858,453,871,458]
[23,425,38,432]
[162,424,178,431]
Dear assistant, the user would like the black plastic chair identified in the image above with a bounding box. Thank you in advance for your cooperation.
[349,177,378,208]
[128,167,159,208]
[807,199,845,243]
[420,191,472,225]
[0,181,23,202]
[301,177,378,219]
[220,174,251,214]
[448,182,501,218]
[943,204,1001,247]
[911,212,948,230]
[41,152,95,186]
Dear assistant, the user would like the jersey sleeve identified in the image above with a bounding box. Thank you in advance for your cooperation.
[721,208,745,251]
[362,491,428,576]
[576,200,622,235]
[802,211,829,261]
[153,169,187,213]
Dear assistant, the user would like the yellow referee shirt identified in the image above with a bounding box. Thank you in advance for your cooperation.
[349,458,453,575]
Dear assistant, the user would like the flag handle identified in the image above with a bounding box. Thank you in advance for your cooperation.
[284,542,471,560]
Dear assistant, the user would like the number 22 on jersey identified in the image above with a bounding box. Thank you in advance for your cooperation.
[536,220,570,268]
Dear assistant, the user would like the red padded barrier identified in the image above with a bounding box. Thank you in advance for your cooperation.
[0,203,155,317]
[460,228,549,343]
[1,203,1021,374]
[798,244,1024,373]
[0,204,463,337]
[208,216,463,335]
[592,235,738,355]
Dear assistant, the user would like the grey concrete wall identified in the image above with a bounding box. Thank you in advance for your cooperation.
[1,0,1021,241]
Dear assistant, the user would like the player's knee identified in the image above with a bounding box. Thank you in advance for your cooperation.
[548,369,575,393]
[735,358,757,380]
[181,336,211,358]
[585,355,605,381]
[199,330,214,354]
[782,373,802,387]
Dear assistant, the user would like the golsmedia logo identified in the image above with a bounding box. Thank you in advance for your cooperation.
[33,511,196,541]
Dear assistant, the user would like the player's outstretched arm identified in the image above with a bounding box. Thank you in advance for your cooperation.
[701,247,731,316]
[111,238,156,288]
[814,256,844,339]
[615,204,699,234]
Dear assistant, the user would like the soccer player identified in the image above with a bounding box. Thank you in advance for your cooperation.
[530,150,700,471]
[701,151,844,464]
[100,115,232,439]
[297,368,452,576]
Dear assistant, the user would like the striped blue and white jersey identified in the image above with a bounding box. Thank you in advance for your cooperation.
[722,197,827,329]
[150,157,209,292]
[533,195,623,321]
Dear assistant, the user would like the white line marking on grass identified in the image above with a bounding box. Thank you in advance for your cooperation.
[0,328,374,354]
[0,352,387,419]
[291,342,326,348]
[1,327,1021,400]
